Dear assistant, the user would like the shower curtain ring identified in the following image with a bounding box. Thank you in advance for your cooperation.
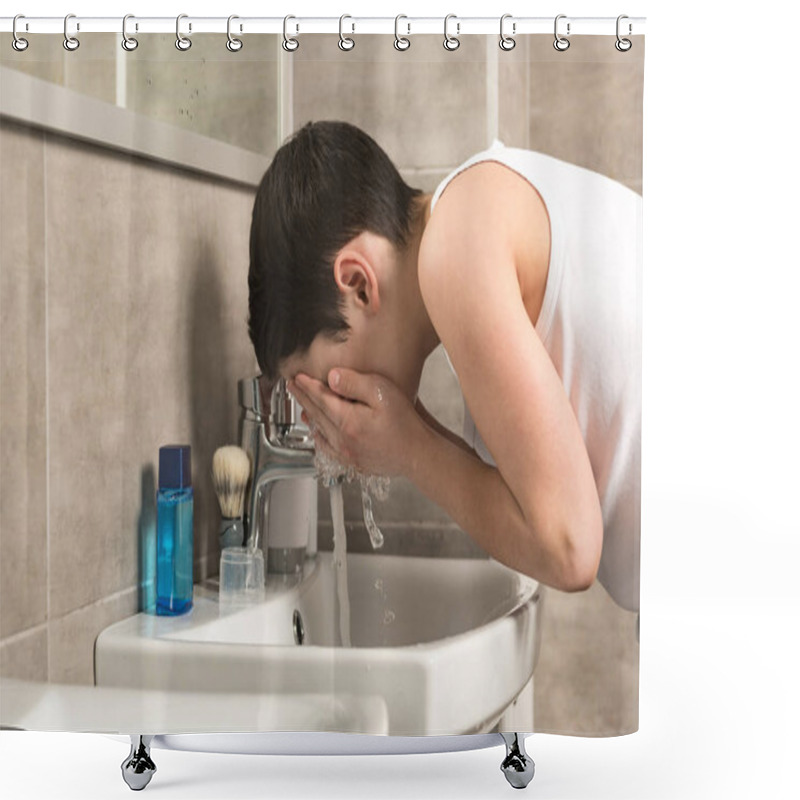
[499,14,516,51]
[121,15,138,51]
[394,15,410,51]
[175,13,192,51]
[63,13,80,51]
[339,15,355,51]
[226,15,243,52]
[615,15,632,52]
[282,15,299,51]
[553,14,570,51]
[12,15,29,52]
[443,14,460,51]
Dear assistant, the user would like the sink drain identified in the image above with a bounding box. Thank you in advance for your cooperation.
[293,609,305,645]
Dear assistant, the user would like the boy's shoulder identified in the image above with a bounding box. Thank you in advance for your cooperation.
[418,159,550,315]
[420,161,512,265]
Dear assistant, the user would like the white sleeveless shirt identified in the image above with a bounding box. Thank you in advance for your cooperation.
[431,141,642,613]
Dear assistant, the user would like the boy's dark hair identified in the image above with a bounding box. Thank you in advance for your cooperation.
[248,120,423,382]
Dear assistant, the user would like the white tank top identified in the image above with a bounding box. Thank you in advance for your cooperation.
[431,140,642,613]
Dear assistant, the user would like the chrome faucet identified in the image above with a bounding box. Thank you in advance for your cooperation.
[239,376,317,574]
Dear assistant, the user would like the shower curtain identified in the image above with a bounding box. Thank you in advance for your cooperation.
[0,21,643,741]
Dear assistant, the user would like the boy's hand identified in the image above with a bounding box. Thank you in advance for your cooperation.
[287,368,424,477]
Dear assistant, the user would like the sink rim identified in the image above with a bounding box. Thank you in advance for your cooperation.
[103,551,540,653]
[179,551,538,651]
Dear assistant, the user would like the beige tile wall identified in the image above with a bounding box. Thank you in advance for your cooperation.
[1,33,275,687]
[526,35,645,194]
[0,117,257,684]
[535,582,640,735]
[0,626,48,683]
[292,33,492,169]
[0,122,48,643]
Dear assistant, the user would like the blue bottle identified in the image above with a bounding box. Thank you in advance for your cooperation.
[156,445,194,616]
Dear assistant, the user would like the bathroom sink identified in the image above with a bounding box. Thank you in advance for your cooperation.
[95,552,541,735]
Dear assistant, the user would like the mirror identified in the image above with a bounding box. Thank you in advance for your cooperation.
[1,33,282,157]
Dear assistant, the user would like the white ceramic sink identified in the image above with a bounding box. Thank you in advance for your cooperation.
[95,552,541,735]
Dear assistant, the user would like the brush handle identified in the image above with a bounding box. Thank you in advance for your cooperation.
[219,517,244,549]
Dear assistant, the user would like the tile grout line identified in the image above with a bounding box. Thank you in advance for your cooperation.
[0,621,48,648]
[486,34,499,148]
[115,35,127,110]
[55,584,139,622]
[43,130,50,682]
[525,37,531,150]
[13,585,142,641]
[278,34,294,145]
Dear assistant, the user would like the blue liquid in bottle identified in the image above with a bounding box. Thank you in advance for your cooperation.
[156,445,194,616]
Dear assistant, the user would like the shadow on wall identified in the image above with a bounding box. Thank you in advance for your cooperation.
[188,234,238,582]
[135,235,243,610]
[137,463,157,614]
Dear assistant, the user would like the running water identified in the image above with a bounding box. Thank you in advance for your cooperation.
[311,436,392,647]
[329,481,351,648]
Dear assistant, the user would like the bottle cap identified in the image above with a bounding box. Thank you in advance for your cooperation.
[159,445,192,490]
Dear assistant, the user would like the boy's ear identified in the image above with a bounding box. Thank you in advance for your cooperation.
[333,249,381,314]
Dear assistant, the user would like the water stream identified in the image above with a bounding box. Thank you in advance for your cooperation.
[313,446,392,647]
[329,482,351,648]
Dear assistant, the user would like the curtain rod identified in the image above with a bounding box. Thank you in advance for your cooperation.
[0,16,646,37]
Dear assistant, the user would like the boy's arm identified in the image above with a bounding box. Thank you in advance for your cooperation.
[415,163,603,591]
[407,418,579,587]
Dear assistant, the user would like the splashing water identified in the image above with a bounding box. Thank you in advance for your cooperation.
[312,443,389,550]
[312,443,356,485]
[360,485,384,549]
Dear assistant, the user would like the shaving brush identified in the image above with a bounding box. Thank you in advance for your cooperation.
[212,445,251,549]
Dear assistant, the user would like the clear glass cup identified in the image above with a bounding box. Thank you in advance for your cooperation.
[219,546,265,604]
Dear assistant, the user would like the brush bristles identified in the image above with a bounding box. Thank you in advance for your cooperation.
[212,446,251,519]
